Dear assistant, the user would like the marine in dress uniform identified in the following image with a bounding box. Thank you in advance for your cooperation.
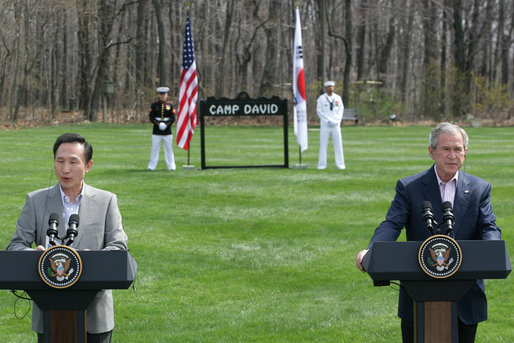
[148,87,176,171]
[316,81,345,170]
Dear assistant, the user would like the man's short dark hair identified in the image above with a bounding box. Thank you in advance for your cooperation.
[53,133,93,163]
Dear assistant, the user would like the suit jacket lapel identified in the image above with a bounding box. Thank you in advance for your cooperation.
[420,166,443,219]
[453,171,472,236]
[74,183,96,248]
[47,184,64,212]
[45,185,66,238]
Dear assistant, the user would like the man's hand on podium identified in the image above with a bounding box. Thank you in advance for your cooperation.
[35,245,45,251]
[356,249,368,272]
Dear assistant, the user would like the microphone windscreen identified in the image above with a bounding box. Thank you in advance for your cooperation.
[69,214,80,226]
[49,213,59,224]
[422,201,432,210]
[442,201,452,211]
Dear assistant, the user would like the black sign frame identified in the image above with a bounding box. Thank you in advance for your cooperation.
[199,92,289,169]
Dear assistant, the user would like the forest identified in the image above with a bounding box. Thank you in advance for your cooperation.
[0,0,513,126]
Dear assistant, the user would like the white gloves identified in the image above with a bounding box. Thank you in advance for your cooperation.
[158,122,167,131]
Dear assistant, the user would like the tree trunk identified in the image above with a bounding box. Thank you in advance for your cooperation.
[87,0,116,122]
[259,0,280,97]
[378,16,394,80]
[498,0,508,85]
[421,0,437,119]
[399,0,414,105]
[135,0,147,87]
[451,0,467,117]
[342,0,352,105]
[77,0,92,115]
[152,0,167,87]
[440,0,448,115]
[60,12,69,109]
[319,0,326,86]
[216,0,236,97]
[356,0,367,81]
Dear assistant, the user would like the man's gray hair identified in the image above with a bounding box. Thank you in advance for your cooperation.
[429,122,469,149]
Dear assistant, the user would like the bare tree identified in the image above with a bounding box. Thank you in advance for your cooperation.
[326,0,352,105]
[259,0,282,97]
[152,0,167,87]
[421,0,438,119]
[215,0,236,97]
[77,0,93,115]
[0,0,512,125]
[85,0,117,121]
[452,0,489,116]
[355,0,367,81]
[398,0,414,106]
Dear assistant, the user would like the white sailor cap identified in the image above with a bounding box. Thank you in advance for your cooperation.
[156,87,170,94]
[324,81,335,87]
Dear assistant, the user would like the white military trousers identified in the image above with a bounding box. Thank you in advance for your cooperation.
[318,123,345,170]
[148,134,176,170]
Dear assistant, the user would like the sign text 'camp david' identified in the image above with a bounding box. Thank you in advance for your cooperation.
[208,103,280,116]
[201,92,286,117]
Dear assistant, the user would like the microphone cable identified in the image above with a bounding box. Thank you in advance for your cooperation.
[9,290,32,319]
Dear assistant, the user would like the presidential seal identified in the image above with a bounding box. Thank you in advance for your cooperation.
[38,245,82,289]
[418,235,462,279]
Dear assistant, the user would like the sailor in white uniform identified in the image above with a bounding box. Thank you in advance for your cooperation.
[148,87,176,171]
[316,81,345,170]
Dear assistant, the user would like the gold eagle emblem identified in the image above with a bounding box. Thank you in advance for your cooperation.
[49,257,72,277]
[429,247,452,267]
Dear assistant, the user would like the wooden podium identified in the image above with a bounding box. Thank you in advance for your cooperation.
[0,250,137,343]
[362,240,511,343]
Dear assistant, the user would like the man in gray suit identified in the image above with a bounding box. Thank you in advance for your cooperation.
[7,133,128,343]
[355,123,501,343]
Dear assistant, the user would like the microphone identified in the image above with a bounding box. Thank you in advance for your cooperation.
[66,214,79,246]
[47,213,59,246]
[442,201,455,236]
[422,201,435,235]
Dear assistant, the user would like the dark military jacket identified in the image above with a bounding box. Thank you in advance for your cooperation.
[149,101,176,135]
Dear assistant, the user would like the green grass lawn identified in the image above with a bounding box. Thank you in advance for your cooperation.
[0,123,512,342]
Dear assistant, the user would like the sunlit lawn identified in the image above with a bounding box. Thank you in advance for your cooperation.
[0,123,512,342]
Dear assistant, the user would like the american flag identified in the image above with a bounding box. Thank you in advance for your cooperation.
[176,11,198,150]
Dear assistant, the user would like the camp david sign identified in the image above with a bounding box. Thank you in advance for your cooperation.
[199,91,288,169]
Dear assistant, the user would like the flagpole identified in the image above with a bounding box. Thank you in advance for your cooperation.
[292,2,307,169]
[296,1,303,166]
[178,3,198,171]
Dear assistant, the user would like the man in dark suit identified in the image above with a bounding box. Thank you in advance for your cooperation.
[7,133,128,343]
[356,122,501,343]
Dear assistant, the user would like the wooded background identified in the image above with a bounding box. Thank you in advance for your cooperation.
[1,0,513,125]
